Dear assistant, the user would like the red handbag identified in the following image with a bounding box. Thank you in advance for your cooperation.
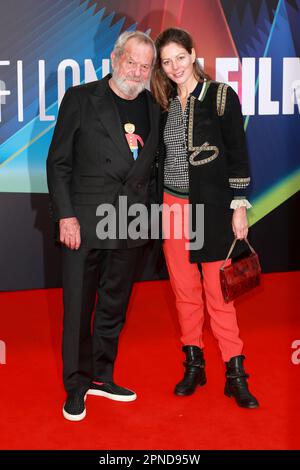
[220,238,261,303]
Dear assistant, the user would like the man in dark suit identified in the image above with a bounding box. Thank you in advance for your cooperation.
[47,31,159,421]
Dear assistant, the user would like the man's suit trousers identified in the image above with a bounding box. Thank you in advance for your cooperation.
[61,244,141,393]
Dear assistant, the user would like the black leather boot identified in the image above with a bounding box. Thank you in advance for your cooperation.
[174,345,206,396]
[225,355,259,408]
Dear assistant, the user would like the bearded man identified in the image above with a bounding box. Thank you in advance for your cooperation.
[47,31,159,421]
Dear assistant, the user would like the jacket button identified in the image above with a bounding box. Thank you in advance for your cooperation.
[137,184,142,189]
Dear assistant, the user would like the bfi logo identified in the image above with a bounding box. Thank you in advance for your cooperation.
[0,340,6,364]
[0,80,8,105]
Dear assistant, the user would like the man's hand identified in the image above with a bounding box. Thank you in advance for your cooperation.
[232,207,248,240]
[59,217,81,250]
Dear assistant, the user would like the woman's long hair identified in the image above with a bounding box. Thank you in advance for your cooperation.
[151,28,210,111]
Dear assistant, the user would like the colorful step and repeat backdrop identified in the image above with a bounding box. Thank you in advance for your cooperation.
[0,0,299,290]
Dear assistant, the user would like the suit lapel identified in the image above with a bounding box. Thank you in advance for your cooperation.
[89,79,134,165]
[89,77,158,170]
[137,91,154,159]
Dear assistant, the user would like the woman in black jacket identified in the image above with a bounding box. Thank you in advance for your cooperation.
[151,28,259,408]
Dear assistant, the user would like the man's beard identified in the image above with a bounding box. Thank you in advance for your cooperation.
[112,68,148,98]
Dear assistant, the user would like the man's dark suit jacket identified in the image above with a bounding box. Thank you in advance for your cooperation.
[47,74,160,248]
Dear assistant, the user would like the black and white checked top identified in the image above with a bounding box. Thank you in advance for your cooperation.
[163,82,204,197]
[163,94,191,192]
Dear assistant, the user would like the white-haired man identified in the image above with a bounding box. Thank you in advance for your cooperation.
[47,31,159,421]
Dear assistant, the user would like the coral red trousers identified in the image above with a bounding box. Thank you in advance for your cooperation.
[162,192,243,362]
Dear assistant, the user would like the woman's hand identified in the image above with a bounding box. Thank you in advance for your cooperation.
[232,206,248,240]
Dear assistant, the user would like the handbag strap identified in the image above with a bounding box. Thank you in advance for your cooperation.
[220,238,256,271]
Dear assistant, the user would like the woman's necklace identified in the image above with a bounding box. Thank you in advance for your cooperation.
[179,95,188,112]
[178,78,198,111]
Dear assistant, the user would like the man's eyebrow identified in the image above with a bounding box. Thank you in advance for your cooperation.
[126,54,151,66]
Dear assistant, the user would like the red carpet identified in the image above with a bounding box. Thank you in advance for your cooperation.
[0,272,299,450]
